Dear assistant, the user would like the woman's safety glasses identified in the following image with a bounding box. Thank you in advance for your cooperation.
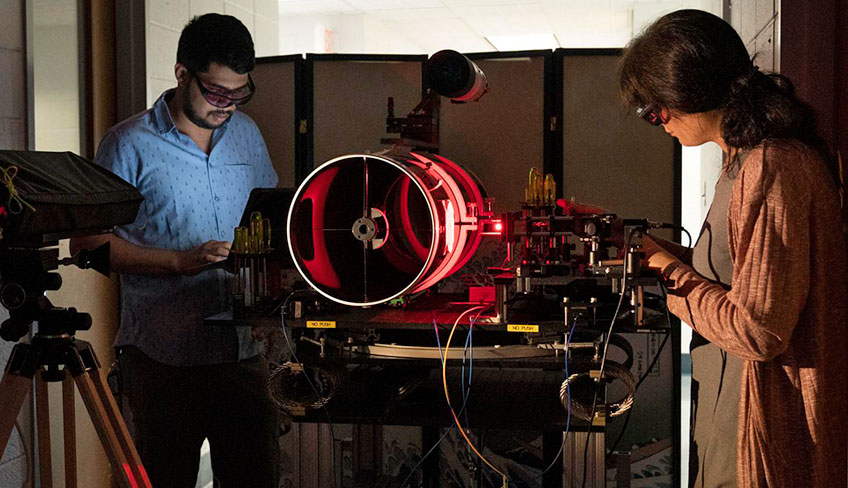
[636,104,669,126]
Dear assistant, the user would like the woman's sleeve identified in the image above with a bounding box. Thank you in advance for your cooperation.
[651,234,694,265]
[664,149,811,361]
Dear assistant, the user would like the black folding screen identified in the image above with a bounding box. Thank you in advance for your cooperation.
[440,50,551,210]
[247,49,680,226]
[558,49,680,235]
[239,55,300,189]
[307,54,426,169]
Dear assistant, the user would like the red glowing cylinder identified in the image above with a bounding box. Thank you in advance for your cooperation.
[287,151,486,306]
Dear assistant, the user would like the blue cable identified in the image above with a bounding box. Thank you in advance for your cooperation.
[461,316,474,427]
[399,312,479,488]
[469,315,475,387]
[433,316,445,366]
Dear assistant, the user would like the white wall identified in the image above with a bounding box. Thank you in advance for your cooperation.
[278,14,367,54]
[730,0,778,72]
[32,0,79,153]
[146,0,280,107]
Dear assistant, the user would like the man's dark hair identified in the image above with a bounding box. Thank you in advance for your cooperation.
[177,14,255,74]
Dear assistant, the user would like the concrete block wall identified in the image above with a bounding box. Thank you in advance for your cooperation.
[0,0,30,484]
[146,0,279,107]
[0,0,27,150]
[729,0,778,71]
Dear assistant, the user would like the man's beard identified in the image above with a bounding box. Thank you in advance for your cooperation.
[183,96,231,130]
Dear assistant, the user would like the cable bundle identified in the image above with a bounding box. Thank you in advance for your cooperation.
[266,361,343,412]
[559,361,636,422]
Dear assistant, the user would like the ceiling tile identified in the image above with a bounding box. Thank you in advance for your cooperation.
[382,17,476,38]
[345,0,445,8]
[448,4,552,35]
[446,0,538,5]
[416,34,495,53]
[366,7,457,20]
[486,33,558,50]
[278,0,359,15]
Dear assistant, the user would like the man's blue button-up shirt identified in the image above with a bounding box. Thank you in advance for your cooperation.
[95,90,278,366]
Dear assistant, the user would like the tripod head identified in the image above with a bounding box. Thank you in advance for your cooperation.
[0,240,110,342]
[0,149,142,342]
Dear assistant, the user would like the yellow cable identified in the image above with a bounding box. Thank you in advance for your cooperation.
[1,165,35,214]
[441,305,509,487]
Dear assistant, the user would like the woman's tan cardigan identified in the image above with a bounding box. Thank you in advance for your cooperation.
[665,140,848,487]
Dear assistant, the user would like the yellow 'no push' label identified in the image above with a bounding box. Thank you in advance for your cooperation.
[307,320,336,329]
[507,324,539,333]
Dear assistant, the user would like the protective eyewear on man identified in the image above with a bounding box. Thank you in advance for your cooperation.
[194,74,255,108]
[636,104,667,126]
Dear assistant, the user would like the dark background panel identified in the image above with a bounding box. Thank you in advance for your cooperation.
[440,53,548,211]
[561,53,678,233]
[240,56,299,188]
[310,55,425,167]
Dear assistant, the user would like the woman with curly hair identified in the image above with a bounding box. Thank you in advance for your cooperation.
[619,9,847,487]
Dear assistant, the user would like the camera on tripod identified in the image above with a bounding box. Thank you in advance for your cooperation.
[0,150,152,488]
[0,150,142,342]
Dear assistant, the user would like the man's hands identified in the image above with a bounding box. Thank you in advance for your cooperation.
[176,240,232,275]
[70,235,236,276]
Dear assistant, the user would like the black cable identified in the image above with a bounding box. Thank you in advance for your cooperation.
[607,323,671,453]
[661,223,692,249]
[511,317,579,487]
[680,226,693,249]
[605,235,680,456]
[279,290,339,488]
[581,229,636,487]
[654,222,694,259]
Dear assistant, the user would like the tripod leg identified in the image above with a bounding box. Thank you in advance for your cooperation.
[87,365,151,488]
[63,375,77,488]
[35,372,53,488]
[73,370,151,488]
[0,369,32,465]
[71,371,134,487]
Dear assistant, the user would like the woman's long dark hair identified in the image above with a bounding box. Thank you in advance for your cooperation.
[619,10,830,161]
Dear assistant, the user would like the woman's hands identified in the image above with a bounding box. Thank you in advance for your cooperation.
[557,199,625,248]
[641,234,682,275]
[557,199,607,216]
[555,199,684,279]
